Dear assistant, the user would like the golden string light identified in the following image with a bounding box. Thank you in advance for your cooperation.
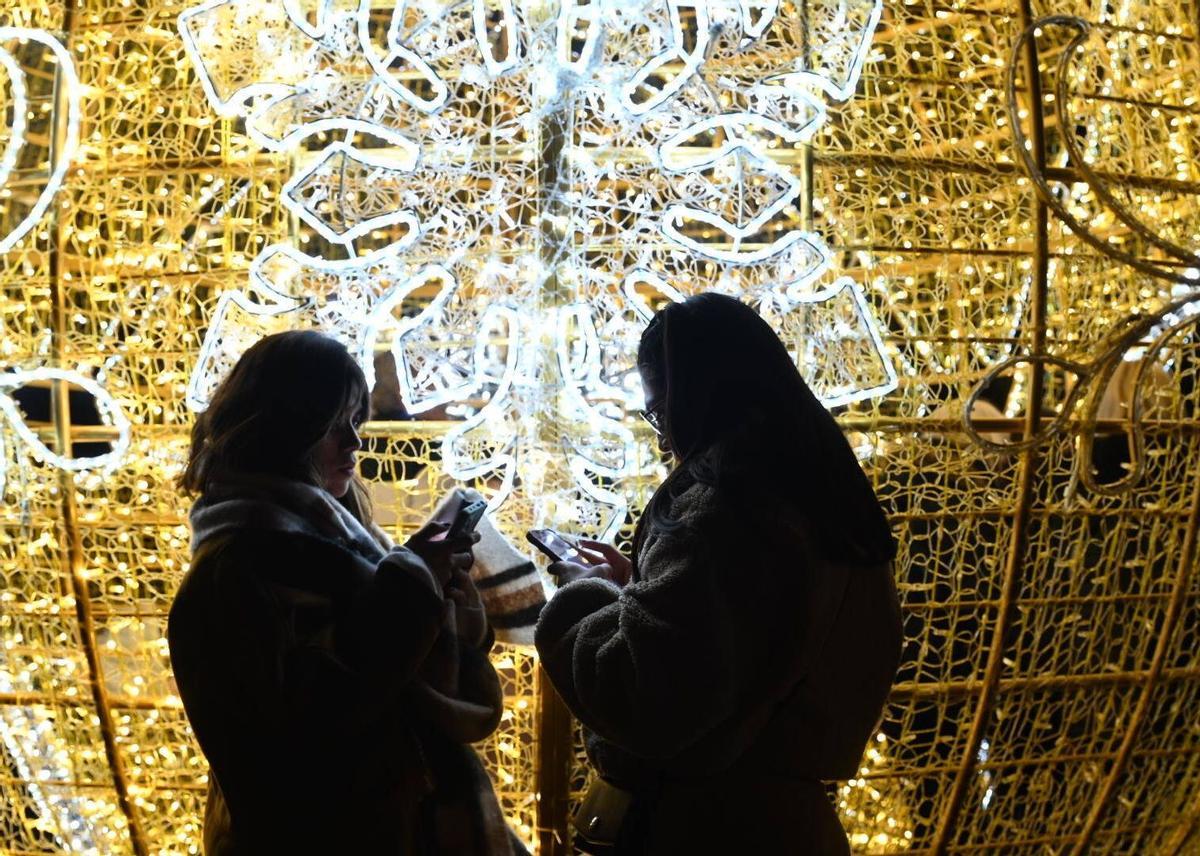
[0,1,1198,854]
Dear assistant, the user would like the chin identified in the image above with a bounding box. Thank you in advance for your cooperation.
[326,476,352,498]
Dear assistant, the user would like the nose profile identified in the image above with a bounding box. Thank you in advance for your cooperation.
[343,422,362,452]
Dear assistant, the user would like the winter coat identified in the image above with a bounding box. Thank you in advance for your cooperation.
[169,480,520,855]
[535,468,902,854]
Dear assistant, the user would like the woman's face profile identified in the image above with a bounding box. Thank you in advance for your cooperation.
[638,364,672,456]
[312,405,365,497]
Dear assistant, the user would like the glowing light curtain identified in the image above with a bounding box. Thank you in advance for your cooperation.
[0,0,1199,854]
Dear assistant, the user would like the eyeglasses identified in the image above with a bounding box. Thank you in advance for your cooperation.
[639,404,664,435]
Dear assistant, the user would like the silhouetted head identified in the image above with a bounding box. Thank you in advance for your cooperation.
[180,330,371,518]
[637,293,895,565]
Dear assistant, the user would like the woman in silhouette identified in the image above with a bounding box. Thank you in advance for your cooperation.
[169,331,522,855]
[536,294,902,854]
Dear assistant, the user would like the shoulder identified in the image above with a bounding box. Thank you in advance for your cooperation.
[652,474,765,549]
[637,482,729,585]
[189,527,337,574]
[639,473,816,593]
[668,478,720,527]
[180,528,366,608]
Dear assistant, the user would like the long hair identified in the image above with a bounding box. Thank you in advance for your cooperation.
[636,292,895,565]
[179,330,374,524]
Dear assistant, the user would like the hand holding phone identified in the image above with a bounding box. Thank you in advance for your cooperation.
[409,492,485,585]
[527,530,633,587]
[577,539,633,586]
[446,498,488,539]
[526,528,583,564]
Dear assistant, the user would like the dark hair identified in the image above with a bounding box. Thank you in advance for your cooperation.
[636,292,895,565]
[179,330,374,523]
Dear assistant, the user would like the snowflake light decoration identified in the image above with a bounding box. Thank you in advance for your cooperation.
[179,0,896,536]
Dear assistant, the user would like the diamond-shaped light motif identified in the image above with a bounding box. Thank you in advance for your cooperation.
[282,134,421,246]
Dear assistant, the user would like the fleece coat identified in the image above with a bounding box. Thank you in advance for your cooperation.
[535,468,902,854]
[168,477,522,855]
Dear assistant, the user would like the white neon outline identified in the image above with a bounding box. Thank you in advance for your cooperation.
[470,304,520,388]
[621,0,711,115]
[253,242,433,377]
[363,264,480,413]
[440,306,522,511]
[248,241,402,309]
[260,114,418,154]
[557,304,636,477]
[661,207,803,265]
[790,0,883,101]
[177,0,303,116]
[190,244,451,411]
[657,111,826,171]
[181,0,450,124]
[281,139,422,246]
[0,47,28,208]
[557,0,605,72]
[558,302,629,405]
[283,0,334,38]
[558,302,604,391]
[657,113,833,265]
[793,277,898,407]
[738,0,779,41]
[0,368,132,473]
[185,282,309,412]
[623,269,685,322]
[474,0,520,76]
[554,304,638,539]
[777,232,838,298]
[0,29,81,254]
[566,453,629,542]
[357,0,450,113]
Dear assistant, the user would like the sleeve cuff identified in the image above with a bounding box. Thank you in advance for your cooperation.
[535,577,621,647]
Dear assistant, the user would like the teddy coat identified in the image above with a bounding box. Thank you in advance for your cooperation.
[535,470,902,854]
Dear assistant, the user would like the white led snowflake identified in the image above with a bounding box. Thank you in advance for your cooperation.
[180,0,896,536]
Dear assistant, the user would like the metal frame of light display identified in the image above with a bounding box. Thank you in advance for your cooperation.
[1,0,1200,854]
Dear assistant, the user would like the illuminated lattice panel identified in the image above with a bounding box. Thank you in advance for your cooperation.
[0,2,288,854]
[2,1,1200,855]
[0,6,133,854]
[63,9,289,856]
[836,0,1200,851]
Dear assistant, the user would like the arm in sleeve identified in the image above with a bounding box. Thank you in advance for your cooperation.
[534,528,759,760]
[211,538,446,731]
[336,546,446,687]
[454,623,504,734]
[409,619,505,744]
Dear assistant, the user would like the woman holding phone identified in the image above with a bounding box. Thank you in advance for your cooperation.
[535,294,902,854]
[169,331,523,855]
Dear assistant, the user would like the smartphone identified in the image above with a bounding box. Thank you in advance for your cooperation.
[526,528,583,564]
[446,498,488,539]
